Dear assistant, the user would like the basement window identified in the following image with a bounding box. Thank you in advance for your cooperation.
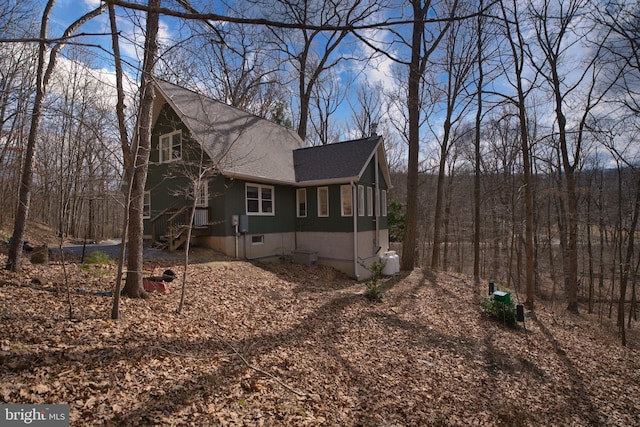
[251,235,264,245]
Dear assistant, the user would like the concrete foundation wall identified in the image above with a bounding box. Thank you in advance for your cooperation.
[197,229,389,280]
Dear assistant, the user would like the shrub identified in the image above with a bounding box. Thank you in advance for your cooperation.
[482,297,517,326]
[365,261,385,302]
[79,251,113,277]
[84,251,112,265]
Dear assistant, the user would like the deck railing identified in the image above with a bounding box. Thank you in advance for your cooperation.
[149,206,210,250]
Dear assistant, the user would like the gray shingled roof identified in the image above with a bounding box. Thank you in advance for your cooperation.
[153,80,305,184]
[293,136,386,185]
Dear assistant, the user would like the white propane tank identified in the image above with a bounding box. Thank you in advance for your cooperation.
[381,251,400,275]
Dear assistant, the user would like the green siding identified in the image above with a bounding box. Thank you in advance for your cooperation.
[145,104,219,236]
[207,178,297,237]
[145,102,389,238]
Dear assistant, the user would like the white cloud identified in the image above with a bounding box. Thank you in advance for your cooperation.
[357,28,398,93]
[83,0,103,7]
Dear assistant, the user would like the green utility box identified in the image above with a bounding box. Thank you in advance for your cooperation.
[493,291,511,304]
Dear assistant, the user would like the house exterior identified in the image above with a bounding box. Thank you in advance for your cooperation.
[144,80,392,279]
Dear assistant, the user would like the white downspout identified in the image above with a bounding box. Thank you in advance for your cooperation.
[352,181,359,280]
[374,148,380,251]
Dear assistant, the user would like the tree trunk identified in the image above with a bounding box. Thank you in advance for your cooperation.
[6,1,105,271]
[431,122,450,270]
[586,185,594,313]
[617,173,640,346]
[498,0,535,309]
[109,0,132,319]
[6,1,53,272]
[123,0,160,298]
[473,0,484,286]
[401,1,425,272]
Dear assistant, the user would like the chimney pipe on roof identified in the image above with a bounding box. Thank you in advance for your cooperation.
[370,122,378,136]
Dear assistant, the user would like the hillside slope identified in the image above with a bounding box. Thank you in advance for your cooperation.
[0,252,638,426]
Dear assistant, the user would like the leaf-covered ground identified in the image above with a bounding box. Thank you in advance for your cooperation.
[1,248,639,426]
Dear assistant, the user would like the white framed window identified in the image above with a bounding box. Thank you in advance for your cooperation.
[317,187,329,217]
[381,190,387,216]
[251,235,264,245]
[188,180,208,207]
[196,181,208,207]
[358,185,365,217]
[160,130,182,163]
[143,191,151,219]
[296,188,307,217]
[341,185,353,217]
[190,181,209,226]
[246,183,274,216]
[367,187,373,216]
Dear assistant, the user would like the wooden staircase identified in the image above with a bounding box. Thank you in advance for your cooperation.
[150,206,210,251]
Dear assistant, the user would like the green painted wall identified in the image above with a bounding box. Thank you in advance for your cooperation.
[144,103,216,236]
[294,158,389,233]
[144,102,389,238]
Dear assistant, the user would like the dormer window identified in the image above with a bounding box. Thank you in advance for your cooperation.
[160,130,182,163]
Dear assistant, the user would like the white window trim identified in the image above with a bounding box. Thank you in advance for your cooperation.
[358,185,365,217]
[367,187,373,216]
[246,183,275,216]
[196,180,208,207]
[296,188,307,218]
[188,180,208,207]
[341,185,353,217]
[159,130,182,163]
[143,191,151,219]
[317,187,329,217]
[251,235,264,245]
[381,190,387,217]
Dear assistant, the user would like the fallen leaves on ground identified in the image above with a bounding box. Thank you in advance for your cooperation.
[1,249,639,426]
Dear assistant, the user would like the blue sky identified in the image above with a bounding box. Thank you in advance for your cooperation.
[43,0,638,167]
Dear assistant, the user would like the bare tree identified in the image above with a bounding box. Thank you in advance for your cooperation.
[160,7,285,119]
[110,0,134,319]
[402,0,457,271]
[496,0,537,308]
[429,0,476,270]
[527,0,613,312]
[0,41,37,225]
[348,80,385,139]
[472,0,485,286]
[5,1,106,271]
[308,69,346,145]
[122,0,161,299]
[259,0,380,141]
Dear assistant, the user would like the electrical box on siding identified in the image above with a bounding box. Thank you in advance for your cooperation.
[239,214,249,233]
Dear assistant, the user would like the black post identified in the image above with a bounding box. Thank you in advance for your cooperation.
[516,304,525,322]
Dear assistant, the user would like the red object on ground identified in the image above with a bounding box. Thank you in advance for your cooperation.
[143,279,170,293]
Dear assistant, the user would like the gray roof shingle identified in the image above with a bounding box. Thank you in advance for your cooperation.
[293,137,382,184]
[154,80,305,184]
[153,80,391,188]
